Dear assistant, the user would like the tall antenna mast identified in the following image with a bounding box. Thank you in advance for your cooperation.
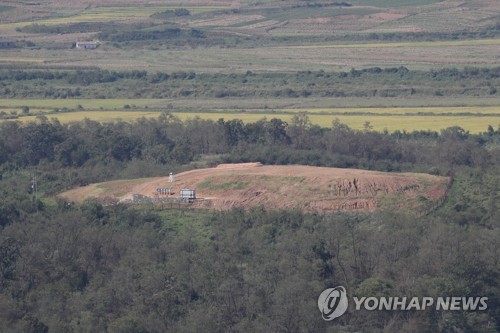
[32,170,38,207]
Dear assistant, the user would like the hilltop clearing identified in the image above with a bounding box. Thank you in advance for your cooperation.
[60,163,450,214]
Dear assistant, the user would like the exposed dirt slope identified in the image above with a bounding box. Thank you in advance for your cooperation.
[60,163,450,213]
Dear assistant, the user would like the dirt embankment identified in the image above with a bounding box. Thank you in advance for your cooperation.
[60,163,450,214]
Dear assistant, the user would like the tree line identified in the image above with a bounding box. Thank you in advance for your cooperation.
[0,114,498,181]
[0,67,497,99]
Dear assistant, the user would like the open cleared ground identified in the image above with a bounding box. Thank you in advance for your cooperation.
[59,163,451,214]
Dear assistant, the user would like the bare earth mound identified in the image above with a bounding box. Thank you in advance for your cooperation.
[59,164,450,214]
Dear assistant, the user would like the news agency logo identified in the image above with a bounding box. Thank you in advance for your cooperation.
[318,286,488,321]
[317,286,348,321]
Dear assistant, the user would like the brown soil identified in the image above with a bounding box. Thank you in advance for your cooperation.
[215,162,263,169]
[60,163,450,214]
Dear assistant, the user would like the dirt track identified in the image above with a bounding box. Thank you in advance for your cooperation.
[60,163,450,213]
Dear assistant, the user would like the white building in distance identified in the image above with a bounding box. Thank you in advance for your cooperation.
[76,41,99,49]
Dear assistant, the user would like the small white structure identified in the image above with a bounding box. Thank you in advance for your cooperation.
[156,187,171,195]
[76,41,99,49]
[180,189,196,200]
[168,172,174,183]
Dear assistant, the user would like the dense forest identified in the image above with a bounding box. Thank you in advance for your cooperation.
[0,114,499,332]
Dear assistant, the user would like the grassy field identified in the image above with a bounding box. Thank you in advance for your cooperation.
[0,5,230,29]
[2,98,497,133]
[280,107,500,116]
[19,111,163,123]
[0,99,161,110]
[6,109,498,133]
[1,39,496,72]
[2,99,499,113]
[348,0,439,6]
[172,113,499,133]
[273,39,500,49]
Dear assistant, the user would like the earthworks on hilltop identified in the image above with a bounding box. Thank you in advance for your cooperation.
[60,163,450,214]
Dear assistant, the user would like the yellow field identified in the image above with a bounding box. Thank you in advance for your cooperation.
[2,98,498,133]
[7,110,498,133]
[318,115,498,133]
[173,113,499,133]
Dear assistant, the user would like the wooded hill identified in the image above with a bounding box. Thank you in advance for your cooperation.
[0,115,498,332]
